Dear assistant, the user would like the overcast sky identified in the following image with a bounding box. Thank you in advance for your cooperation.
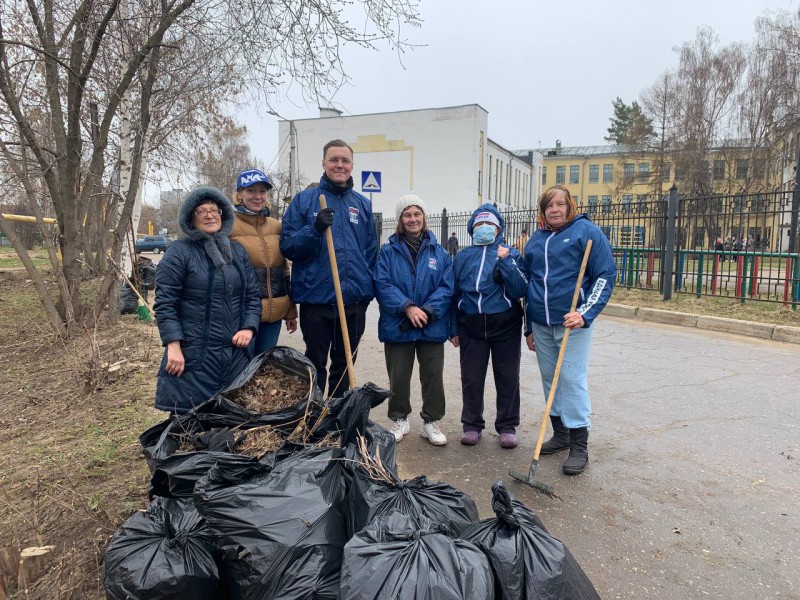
[240,0,797,174]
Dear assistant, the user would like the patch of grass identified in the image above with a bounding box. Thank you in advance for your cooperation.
[611,287,800,326]
[0,248,52,269]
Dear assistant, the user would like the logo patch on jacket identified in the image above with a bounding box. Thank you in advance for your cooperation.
[428,257,438,270]
[348,207,360,224]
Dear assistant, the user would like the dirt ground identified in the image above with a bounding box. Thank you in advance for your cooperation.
[0,271,164,599]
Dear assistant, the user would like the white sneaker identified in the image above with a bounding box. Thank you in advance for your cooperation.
[421,421,447,446]
[390,418,410,442]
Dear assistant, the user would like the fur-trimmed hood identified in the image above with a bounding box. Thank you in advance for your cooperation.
[179,186,235,237]
[178,186,235,267]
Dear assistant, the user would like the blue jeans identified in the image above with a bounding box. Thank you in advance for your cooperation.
[531,322,593,429]
[253,320,282,356]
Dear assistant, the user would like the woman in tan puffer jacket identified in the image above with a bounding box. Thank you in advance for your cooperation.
[230,168,297,354]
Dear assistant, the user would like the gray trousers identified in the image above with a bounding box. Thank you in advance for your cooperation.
[384,341,446,423]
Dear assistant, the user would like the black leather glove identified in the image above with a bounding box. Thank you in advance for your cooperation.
[314,208,335,233]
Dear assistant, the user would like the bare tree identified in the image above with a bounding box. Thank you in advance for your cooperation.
[0,0,421,335]
[670,27,746,196]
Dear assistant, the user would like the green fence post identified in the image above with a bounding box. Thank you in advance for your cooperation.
[696,251,704,298]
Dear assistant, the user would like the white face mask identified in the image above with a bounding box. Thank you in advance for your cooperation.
[473,224,496,245]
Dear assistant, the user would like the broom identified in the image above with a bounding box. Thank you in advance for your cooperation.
[106,253,155,321]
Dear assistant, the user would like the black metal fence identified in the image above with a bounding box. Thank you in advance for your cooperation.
[376,188,800,307]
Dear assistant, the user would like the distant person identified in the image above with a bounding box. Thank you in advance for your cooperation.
[280,139,378,398]
[230,168,297,355]
[746,235,755,251]
[374,195,454,446]
[515,228,529,254]
[524,185,616,476]
[451,204,528,449]
[447,232,459,258]
[154,187,261,413]
[120,256,156,314]
[714,236,725,262]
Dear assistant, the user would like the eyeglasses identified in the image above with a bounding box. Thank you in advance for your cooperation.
[194,208,222,217]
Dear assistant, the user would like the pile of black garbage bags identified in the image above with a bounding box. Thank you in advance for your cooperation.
[104,347,600,600]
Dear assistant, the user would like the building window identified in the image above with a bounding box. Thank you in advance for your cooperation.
[569,165,579,184]
[713,160,725,181]
[736,159,748,180]
[675,164,686,181]
[637,162,649,182]
[556,165,566,185]
[636,195,648,214]
[753,158,766,179]
[621,194,633,214]
[600,225,613,241]
[623,163,635,184]
[588,195,598,216]
[662,164,671,181]
[589,164,599,183]
[601,195,612,214]
[542,166,547,186]
[733,195,746,212]
[602,164,614,183]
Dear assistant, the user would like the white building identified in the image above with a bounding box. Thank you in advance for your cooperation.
[277,104,542,223]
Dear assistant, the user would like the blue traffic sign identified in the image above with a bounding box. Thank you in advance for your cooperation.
[361,171,382,193]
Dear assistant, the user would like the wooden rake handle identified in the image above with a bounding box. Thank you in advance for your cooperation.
[319,195,356,390]
[532,239,593,460]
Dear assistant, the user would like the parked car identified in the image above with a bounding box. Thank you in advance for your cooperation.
[135,235,171,254]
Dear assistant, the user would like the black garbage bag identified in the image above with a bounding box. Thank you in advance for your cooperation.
[340,511,494,600]
[141,348,324,470]
[194,446,350,599]
[103,496,221,600]
[347,469,479,538]
[220,346,323,411]
[461,481,600,600]
[150,451,269,499]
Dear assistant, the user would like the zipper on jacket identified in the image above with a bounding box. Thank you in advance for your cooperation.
[475,246,488,313]
[543,232,554,325]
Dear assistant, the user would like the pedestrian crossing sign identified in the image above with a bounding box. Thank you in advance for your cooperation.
[361,171,382,193]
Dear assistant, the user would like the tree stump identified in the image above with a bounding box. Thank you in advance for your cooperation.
[17,546,55,591]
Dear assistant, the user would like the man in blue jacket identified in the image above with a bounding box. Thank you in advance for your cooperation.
[280,139,378,397]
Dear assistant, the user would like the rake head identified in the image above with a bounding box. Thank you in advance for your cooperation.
[509,462,556,498]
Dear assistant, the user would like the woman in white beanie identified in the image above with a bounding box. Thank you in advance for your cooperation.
[373,194,455,445]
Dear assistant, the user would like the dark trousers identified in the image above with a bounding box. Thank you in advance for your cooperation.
[458,327,521,434]
[384,341,446,423]
[300,302,368,398]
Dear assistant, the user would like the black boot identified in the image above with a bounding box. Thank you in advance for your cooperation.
[562,427,589,475]
[540,415,570,455]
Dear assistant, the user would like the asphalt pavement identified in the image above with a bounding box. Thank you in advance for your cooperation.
[277,304,799,600]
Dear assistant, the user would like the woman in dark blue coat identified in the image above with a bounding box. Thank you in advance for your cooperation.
[154,186,262,413]
[374,195,454,446]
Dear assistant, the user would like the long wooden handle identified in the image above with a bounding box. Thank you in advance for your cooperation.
[533,239,593,460]
[319,195,356,390]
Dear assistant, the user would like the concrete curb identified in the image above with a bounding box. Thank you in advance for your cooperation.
[605,303,800,345]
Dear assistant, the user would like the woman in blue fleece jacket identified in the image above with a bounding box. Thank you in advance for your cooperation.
[525,185,617,475]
